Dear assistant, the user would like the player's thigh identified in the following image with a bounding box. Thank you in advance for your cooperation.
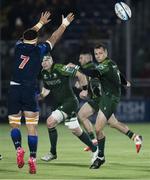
[8,85,22,116]
[24,111,39,125]
[47,109,68,128]
[78,102,95,119]
[58,98,79,118]
[8,112,22,128]
[98,95,118,120]
[22,86,39,113]
[108,114,118,126]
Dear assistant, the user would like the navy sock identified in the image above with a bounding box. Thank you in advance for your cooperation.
[28,135,38,158]
[10,128,21,150]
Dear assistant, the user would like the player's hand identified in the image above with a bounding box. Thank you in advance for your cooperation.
[66,63,76,68]
[127,81,131,87]
[40,11,51,25]
[62,12,74,27]
[37,94,44,101]
[79,90,88,99]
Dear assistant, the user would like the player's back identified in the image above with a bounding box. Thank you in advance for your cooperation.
[11,41,44,85]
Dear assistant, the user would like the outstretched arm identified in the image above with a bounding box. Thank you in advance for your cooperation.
[120,73,131,87]
[46,13,74,49]
[32,11,51,32]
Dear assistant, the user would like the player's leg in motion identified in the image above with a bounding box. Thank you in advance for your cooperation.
[108,114,143,153]
[41,109,98,164]
[41,112,58,162]
[78,103,97,152]
[90,109,106,169]
[25,111,39,174]
[65,116,98,163]
[9,113,25,168]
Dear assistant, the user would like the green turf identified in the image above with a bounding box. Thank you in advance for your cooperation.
[0,123,149,179]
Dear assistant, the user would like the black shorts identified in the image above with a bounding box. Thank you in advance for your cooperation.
[88,95,120,120]
[8,84,39,115]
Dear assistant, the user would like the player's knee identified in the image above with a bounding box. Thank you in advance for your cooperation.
[71,127,83,136]
[48,110,66,128]
[47,116,57,128]
[95,126,103,137]
[95,129,104,139]
[10,123,20,129]
[26,124,37,135]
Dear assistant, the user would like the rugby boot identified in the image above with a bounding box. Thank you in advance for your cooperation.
[134,135,143,153]
[17,147,25,168]
[41,152,57,162]
[28,157,36,174]
[90,156,105,169]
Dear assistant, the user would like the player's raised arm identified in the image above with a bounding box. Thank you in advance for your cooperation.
[32,11,51,32]
[46,12,74,49]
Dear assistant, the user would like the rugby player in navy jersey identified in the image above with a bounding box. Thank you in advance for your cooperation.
[8,11,74,174]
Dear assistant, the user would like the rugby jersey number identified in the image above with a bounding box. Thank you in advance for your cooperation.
[19,55,30,69]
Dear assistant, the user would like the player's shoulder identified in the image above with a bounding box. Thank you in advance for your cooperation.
[37,42,49,48]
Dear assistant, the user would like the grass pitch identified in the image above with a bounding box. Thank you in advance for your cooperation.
[0,123,149,179]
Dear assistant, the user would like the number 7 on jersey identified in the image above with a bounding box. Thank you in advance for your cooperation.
[19,55,30,69]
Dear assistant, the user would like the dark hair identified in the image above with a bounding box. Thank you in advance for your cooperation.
[23,29,38,40]
[80,47,93,55]
[94,43,108,51]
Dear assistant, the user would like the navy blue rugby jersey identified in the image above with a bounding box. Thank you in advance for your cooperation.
[11,40,51,84]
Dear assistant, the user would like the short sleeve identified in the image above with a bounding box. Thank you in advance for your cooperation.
[15,40,23,46]
[38,42,52,57]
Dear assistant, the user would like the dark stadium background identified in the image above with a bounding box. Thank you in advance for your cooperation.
[0,0,150,123]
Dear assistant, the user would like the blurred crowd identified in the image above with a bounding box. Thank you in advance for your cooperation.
[0,0,119,40]
[0,0,78,40]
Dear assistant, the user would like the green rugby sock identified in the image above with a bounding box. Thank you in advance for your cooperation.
[98,137,105,157]
[48,127,58,155]
[126,130,135,139]
[78,131,97,152]
[88,132,95,140]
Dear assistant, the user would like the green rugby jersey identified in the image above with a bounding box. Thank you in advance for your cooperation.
[81,62,102,98]
[95,58,121,98]
[41,64,79,104]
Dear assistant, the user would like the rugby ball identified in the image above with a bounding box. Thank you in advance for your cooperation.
[115,2,132,21]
